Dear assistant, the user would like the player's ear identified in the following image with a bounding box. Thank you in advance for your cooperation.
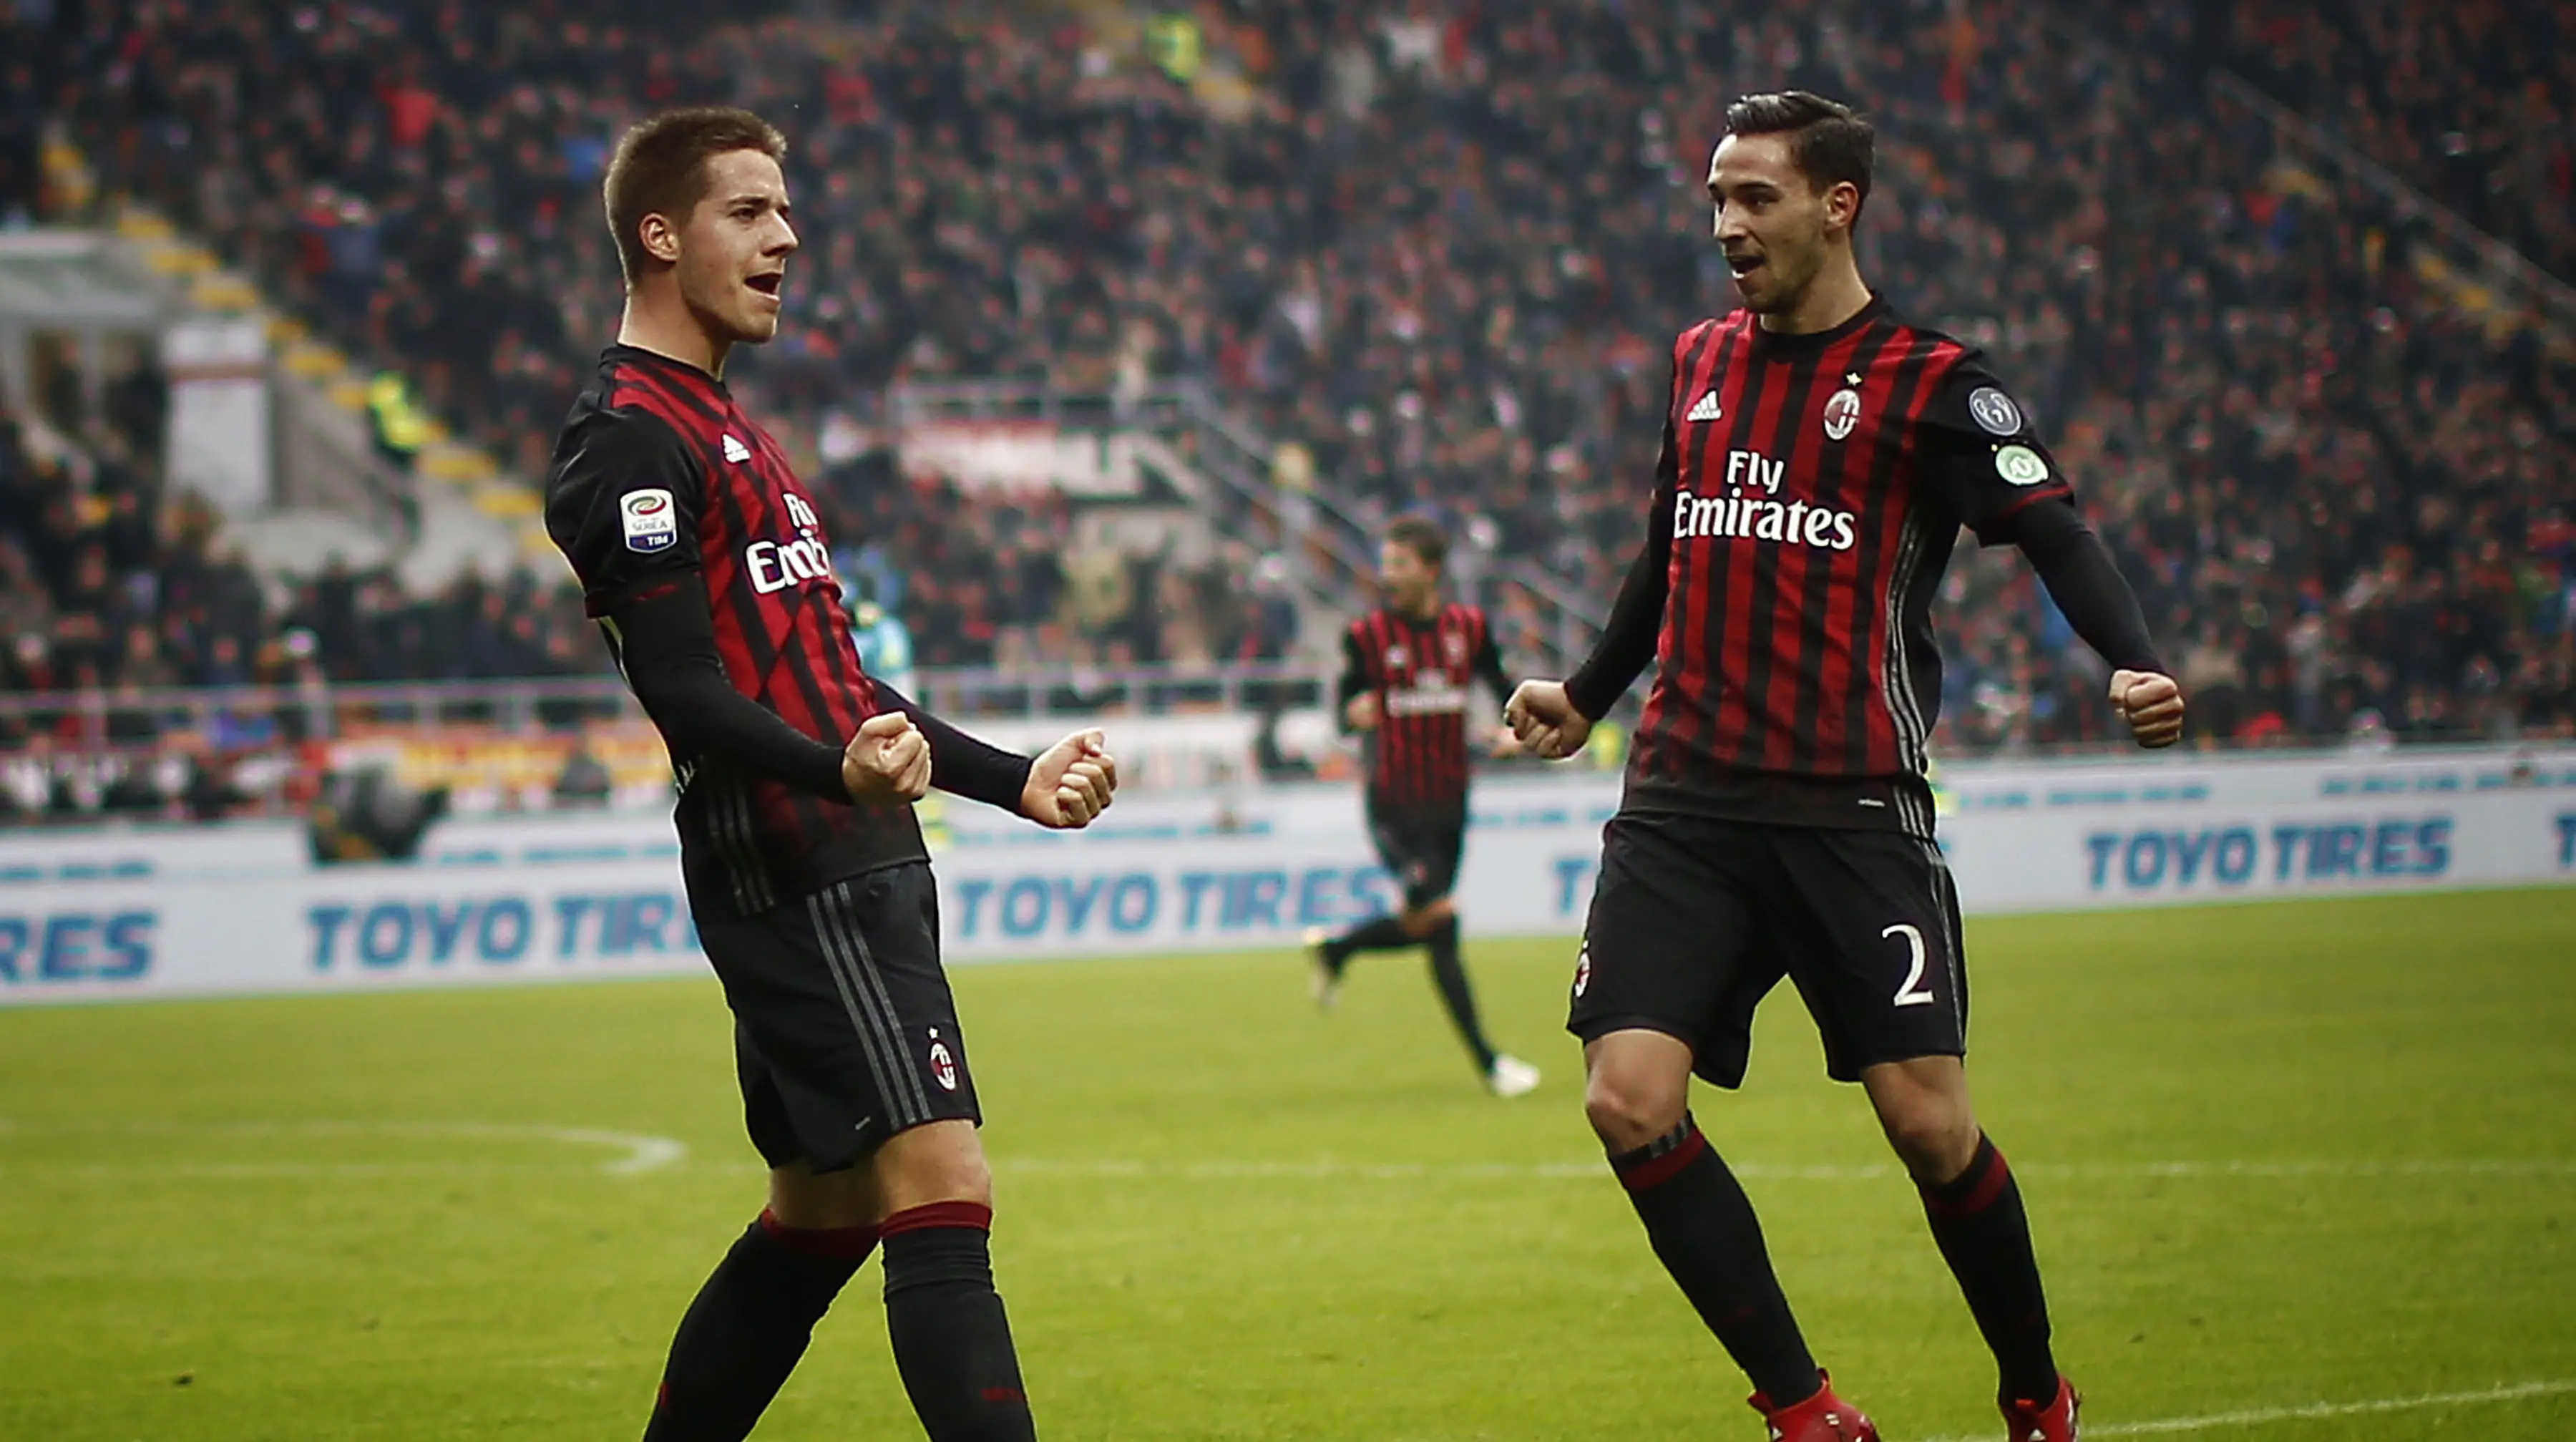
[638,211,682,267]
[1824,180,1862,235]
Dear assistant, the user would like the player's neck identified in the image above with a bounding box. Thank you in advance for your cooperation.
[1757,255,1873,336]
[616,291,731,379]
[1394,593,1442,623]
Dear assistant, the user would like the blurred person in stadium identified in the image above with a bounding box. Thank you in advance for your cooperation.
[1307,516,1540,1098]
[1508,94,2184,1442]
[543,108,1116,1442]
[840,553,949,848]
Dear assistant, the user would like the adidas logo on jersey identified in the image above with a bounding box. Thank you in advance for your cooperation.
[1685,391,1724,423]
[721,434,752,463]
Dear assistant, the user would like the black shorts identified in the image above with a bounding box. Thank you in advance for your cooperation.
[1567,812,1968,1086]
[695,861,980,1174]
[1367,796,1467,910]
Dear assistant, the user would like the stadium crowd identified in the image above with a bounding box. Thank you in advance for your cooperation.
[0,0,2570,788]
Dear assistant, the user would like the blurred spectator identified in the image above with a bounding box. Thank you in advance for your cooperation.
[0,0,2562,760]
[551,729,615,809]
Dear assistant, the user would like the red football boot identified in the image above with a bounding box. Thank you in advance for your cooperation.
[1747,1372,1879,1441]
[2001,1375,2081,1441]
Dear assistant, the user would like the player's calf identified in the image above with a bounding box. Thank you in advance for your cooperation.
[871,1121,1035,1442]
[643,1207,877,1442]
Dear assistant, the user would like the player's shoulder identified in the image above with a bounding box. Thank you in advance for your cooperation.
[1867,305,2036,440]
[1669,310,1756,361]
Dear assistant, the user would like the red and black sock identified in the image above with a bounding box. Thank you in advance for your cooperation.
[1423,917,1499,1072]
[1327,915,1415,967]
[642,1209,876,1442]
[880,1202,1036,1442]
[1610,1116,1820,1406]
[1919,1133,2057,1406]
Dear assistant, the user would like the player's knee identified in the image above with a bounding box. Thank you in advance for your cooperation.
[1875,1096,1977,1180]
[871,1121,995,1216]
[1583,1066,1685,1151]
[1400,898,1453,936]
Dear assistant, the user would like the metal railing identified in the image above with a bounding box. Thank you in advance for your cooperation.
[0,662,1352,751]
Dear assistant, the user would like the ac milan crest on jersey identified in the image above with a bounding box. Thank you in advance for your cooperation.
[1823,384,1863,441]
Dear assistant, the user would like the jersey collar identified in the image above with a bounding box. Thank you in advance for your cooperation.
[1747,294,1886,359]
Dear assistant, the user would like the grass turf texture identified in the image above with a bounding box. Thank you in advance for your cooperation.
[1,887,2572,1441]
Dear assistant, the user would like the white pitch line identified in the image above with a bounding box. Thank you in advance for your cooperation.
[1918,1378,2576,1441]
[0,1119,686,1176]
[991,1157,2576,1183]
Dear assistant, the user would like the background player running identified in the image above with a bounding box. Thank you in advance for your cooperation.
[1307,517,1541,1098]
[1508,93,2185,1442]
[545,107,1116,1442]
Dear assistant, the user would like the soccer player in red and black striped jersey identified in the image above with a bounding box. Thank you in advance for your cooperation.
[1508,94,2185,1442]
[1307,517,1539,1097]
[544,109,1117,1442]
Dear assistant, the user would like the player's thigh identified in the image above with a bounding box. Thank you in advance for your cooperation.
[701,862,983,1177]
[1369,802,1461,911]
[1762,829,1968,1083]
[768,1156,882,1230]
[1568,813,1782,1088]
[870,1119,993,1215]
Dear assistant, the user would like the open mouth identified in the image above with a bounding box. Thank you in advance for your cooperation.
[1726,253,1765,280]
[746,272,784,298]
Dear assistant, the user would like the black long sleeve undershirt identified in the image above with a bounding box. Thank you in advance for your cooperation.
[1987,500,2166,676]
[868,678,1034,814]
[1566,487,1672,721]
[605,585,852,801]
[606,585,1035,813]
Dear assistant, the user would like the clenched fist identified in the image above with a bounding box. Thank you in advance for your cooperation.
[2109,670,2186,749]
[843,712,932,803]
[1023,729,1118,829]
[1504,679,1593,761]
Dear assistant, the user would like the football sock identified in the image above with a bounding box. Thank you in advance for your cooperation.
[1918,1133,2058,1405]
[1423,917,1499,1072]
[880,1202,1037,1442]
[1610,1116,1820,1406]
[642,1209,874,1442]
[1328,914,1415,965]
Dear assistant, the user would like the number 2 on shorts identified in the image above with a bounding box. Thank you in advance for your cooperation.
[1883,922,1936,1008]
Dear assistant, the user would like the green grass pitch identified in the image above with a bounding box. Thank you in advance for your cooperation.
[3,888,2572,1440]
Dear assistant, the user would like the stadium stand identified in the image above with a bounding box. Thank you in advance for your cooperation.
[1,0,2570,827]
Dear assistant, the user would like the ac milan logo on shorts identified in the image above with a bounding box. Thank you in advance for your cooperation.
[928,1041,959,1091]
[1572,946,1591,998]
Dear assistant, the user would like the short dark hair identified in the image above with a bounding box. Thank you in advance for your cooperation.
[1724,90,1874,220]
[1385,515,1448,569]
[603,107,788,286]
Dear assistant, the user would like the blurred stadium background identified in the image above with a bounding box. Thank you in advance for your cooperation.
[1,1,2574,1438]
[0,0,2567,822]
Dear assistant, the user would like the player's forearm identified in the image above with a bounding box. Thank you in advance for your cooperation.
[1565,530,1668,721]
[1335,640,1370,733]
[2009,503,2166,675]
[609,593,851,801]
[870,678,1034,813]
[1475,643,1514,710]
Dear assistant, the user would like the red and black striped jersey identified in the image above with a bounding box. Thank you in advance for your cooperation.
[545,345,920,914]
[1340,603,1513,809]
[1568,299,2079,837]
